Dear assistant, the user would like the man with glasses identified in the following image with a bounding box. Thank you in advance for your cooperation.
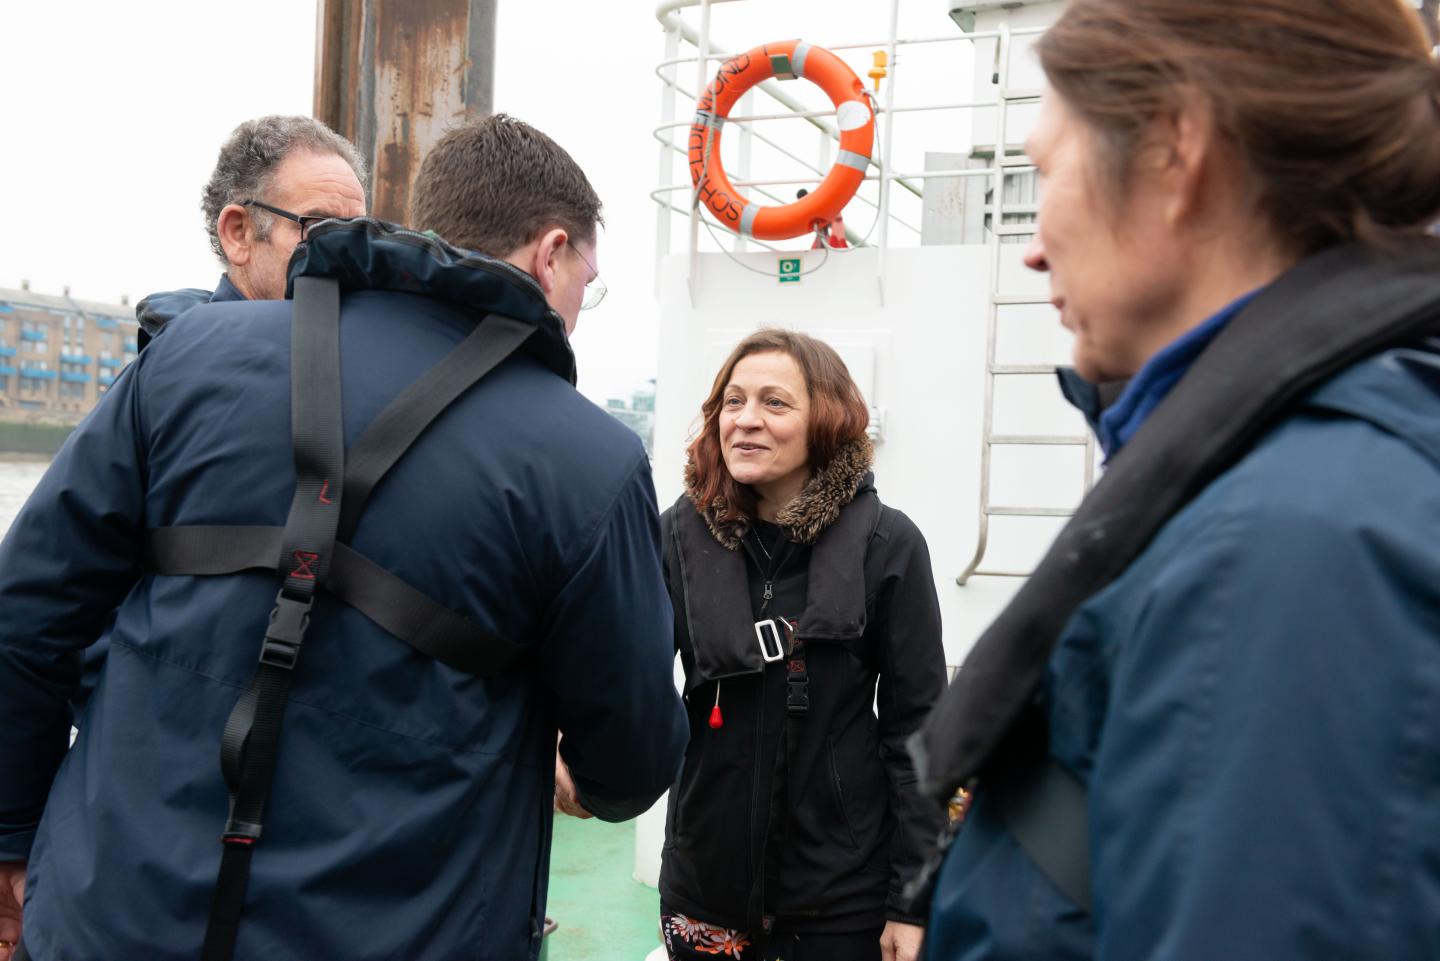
[65,117,370,726]
[0,113,684,960]
[134,116,368,349]
[205,116,368,302]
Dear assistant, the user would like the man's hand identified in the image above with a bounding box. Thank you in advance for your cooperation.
[554,753,593,819]
[880,920,923,961]
[0,860,24,961]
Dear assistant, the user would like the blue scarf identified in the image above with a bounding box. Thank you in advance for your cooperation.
[1097,289,1262,458]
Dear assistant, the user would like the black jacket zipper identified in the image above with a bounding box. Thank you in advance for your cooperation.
[741,527,796,617]
[738,524,801,929]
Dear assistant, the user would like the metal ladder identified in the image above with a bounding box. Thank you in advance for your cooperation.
[957,23,1097,586]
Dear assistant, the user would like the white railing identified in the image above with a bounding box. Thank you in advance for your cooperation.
[653,0,1047,289]
[652,0,1092,586]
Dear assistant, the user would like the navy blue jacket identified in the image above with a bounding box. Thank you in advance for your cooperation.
[134,271,244,349]
[72,276,244,715]
[926,339,1440,959]
[0,221,688,960]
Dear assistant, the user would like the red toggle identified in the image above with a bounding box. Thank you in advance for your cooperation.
[708,705,724,729]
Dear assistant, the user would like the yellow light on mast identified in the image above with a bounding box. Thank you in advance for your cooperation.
[868,50,888,93]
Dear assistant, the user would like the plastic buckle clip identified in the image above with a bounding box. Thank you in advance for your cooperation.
[786,676,810,715]
[260,591,313,670]
[755,619,785,663]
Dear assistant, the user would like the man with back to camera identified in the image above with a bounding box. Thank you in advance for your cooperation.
[0,113,687,960]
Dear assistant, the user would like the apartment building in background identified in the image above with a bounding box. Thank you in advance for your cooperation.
[0,284,138,426]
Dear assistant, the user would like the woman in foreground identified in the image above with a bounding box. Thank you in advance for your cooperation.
[916,0,1440,958]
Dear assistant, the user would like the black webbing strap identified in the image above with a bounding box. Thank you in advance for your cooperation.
[144,528,527,677]
[146,311,534,679]
[336,314,534,543]
[783,621,807,716]
[201,276,345,961]
[755,619,804,940]
[327,541,526,675]
[145,526,281,575]
[991,757,1093,912]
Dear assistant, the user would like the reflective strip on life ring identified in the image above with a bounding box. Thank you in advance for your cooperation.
[688,40,875,242]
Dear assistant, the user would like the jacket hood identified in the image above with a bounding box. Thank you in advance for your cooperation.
[1301,336,1440,473]
[136,288,211,338]
[135,286,223,349]
[684,435,875,550]
[134,276,245,349]
[287,218,577,384]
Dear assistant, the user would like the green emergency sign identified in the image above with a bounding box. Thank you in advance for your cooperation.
[778,257,802,283]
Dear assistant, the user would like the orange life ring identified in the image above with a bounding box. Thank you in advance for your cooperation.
[688,40,875,242]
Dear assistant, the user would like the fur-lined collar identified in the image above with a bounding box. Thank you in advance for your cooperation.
[684,436,874,550]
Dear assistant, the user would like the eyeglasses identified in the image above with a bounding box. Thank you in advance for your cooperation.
[568,241,607,310]
[241,199,330,241]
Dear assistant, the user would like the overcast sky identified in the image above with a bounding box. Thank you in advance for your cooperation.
[0,0,974,404]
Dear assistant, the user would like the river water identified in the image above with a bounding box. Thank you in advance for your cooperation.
[0,457,50,536]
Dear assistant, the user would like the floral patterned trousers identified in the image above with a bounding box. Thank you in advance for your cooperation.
[660,907,883,961]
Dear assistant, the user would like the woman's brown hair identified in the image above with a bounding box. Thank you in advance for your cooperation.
[687,329,869,524]
[1037,0,1440,253]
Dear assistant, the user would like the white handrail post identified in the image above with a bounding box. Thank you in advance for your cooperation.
[655,23,680,298]
[687,0,712,307]
[875,0,901,304]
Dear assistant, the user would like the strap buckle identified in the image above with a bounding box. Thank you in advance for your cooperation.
[755,619,785,663]
[786,675,810,715]
[222,817,263,846]
[260,591,313,670]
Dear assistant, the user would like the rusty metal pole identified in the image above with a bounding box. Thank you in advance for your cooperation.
[314,0,497,224]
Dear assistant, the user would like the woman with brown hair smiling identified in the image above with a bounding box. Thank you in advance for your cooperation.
[657,329,947,961]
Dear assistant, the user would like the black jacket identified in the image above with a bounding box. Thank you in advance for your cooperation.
[659,439,947,934]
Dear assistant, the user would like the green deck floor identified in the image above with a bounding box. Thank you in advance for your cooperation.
[544,815,662,960]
